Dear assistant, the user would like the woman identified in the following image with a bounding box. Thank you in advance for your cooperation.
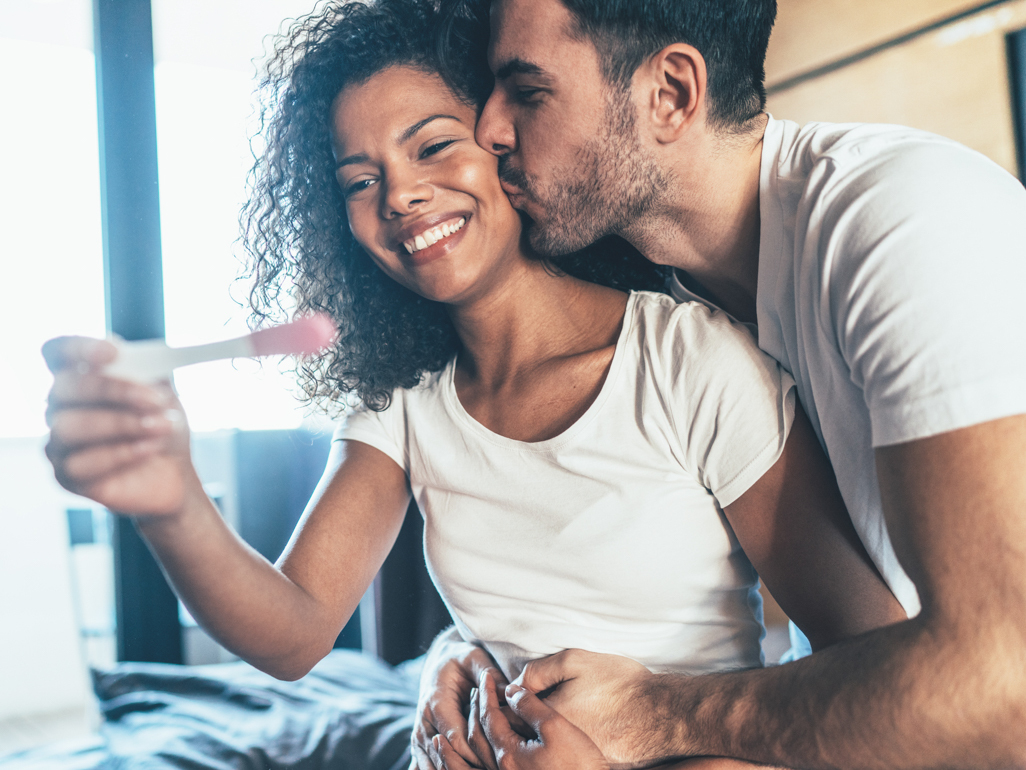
[43,1,904,768]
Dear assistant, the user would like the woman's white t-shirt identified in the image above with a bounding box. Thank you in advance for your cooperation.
[337,291,796,678]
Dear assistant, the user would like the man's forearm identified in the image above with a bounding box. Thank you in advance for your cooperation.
[636,615,1024,770]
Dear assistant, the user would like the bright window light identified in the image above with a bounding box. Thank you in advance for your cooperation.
[152,0,331,433]
[0,36,105,438]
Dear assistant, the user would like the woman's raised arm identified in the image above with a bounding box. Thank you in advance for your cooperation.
[43,335,410,679]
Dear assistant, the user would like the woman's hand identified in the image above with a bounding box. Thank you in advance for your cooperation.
[426,670,610,770]
[411,631,510,770]
[43,336,196,517]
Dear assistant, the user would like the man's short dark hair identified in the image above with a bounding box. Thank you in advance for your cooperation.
[559,0,777,130]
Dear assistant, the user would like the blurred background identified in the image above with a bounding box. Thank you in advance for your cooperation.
[0,0,1024,755]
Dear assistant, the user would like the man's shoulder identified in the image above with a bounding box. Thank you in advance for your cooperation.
[764,118,1026,264]
[768,118,1018,205]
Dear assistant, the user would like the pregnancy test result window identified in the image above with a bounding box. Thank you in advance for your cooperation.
[152,0,328,433]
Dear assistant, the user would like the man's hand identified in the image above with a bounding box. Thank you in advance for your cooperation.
[411,630,507,770]
[427,669,610,770]
[511,649,653,765]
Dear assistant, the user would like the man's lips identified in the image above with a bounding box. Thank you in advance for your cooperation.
[500,179,524,198]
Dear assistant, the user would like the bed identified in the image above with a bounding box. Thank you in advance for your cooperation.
[0,650,421,770]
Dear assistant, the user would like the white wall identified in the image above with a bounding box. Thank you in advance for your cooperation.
[0,438,91,719]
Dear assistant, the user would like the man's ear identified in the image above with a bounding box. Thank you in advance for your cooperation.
[639,44,707,143]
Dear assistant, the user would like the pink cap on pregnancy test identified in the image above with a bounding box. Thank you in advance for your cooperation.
[103,313,338,383]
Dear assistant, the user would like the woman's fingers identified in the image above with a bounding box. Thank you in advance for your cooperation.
[47,407,175,453]
[411,743,437,770]
[48,370,171,418]
[413,654,484,768]
[53,437,166,488]
[467,684,499,770]
[429,734,477,770]
[41,336,118,374]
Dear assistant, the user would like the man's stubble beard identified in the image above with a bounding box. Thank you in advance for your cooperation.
[499,84,668,257]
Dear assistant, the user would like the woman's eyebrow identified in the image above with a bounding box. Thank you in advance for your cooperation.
[336,153,370,170]
[335,114,462,169]
[398,113,462,144]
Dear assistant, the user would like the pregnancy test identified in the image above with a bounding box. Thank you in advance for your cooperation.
[103,313,337,384]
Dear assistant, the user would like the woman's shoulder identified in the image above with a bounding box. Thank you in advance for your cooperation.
[629,290,759,357]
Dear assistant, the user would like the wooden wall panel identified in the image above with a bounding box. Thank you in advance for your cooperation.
[766,0,992,86]
[766,1,1026,176]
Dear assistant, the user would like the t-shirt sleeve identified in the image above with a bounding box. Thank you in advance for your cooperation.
[820,140,1026,447]
[332,391,409,473]
[664,303,797,507]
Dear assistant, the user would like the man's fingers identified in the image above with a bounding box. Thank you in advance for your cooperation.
[41,336,118,374]
[512,649,576,697]
[504,683,568,744]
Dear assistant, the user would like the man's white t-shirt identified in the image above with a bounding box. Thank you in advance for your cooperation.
[338,291,795,678]
[673,118,1026,616]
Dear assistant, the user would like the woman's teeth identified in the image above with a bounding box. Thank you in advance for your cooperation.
[403,218,466,254]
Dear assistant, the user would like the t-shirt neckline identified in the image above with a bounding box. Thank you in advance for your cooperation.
[442,291,639,452]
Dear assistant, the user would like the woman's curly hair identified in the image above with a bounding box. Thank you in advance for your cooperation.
[243,0,668,412]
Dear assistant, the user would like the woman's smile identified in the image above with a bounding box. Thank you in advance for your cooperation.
[400,214,467,255]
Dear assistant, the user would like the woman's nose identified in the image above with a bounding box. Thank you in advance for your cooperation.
[476,91,517,157]
[381,171,433,219]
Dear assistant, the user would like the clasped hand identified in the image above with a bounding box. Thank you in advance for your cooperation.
[411,645,653,770]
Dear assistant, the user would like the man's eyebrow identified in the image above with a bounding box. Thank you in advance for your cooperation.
[494,58,545,80]
[335,114,462,169]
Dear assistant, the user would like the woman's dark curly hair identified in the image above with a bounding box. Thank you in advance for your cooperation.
[243,0,668,412]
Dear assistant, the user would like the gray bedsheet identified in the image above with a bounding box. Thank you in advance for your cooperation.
[0,650,421,770]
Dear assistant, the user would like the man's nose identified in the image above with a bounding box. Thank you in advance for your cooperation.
[476,91,517,157]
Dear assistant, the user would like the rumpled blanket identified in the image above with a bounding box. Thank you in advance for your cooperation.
[0,650,421,770]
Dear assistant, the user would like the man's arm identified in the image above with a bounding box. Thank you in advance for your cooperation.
[513,415,1026,769]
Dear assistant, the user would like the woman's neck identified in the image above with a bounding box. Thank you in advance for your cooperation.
[447,259,626,389]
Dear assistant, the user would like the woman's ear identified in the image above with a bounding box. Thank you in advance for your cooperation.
[641,43,707,144]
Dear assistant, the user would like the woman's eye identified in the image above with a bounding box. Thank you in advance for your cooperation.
[420,139,455,159]
[343,178,376,197]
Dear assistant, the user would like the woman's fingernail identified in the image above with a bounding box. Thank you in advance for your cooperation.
[506,683,523,696]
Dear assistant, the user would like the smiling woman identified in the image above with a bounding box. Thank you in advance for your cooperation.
[243,0,666,411]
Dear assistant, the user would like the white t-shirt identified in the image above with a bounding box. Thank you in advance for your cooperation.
[673,118,1026,616]
[338,291,796,678]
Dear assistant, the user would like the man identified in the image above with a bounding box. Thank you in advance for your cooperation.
[411,0,1026,768]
